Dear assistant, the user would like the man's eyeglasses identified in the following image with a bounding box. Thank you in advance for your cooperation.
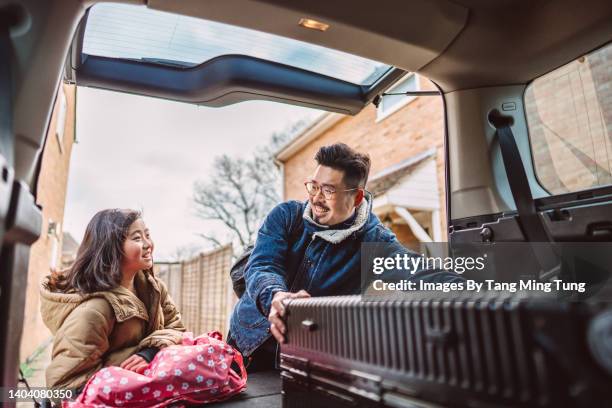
[304,181,358,200]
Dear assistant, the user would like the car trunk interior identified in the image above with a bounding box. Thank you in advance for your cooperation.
[1,0,612,403]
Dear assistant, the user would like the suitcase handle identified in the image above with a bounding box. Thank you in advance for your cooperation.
[301,319,318,331]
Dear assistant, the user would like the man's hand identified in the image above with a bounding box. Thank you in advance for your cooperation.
[268,290,310,344]
[120,354,148,374]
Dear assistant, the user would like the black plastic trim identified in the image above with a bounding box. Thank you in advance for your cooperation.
[535,185,612,211]
[75,53,371,114]
[450,200,612,243]
[363,68,407,105]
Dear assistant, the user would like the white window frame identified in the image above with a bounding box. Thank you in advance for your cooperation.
[48,220,61,269]
[376,73,420,122]
[56,87,67,154]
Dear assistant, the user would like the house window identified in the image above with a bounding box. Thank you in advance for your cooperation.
[376,73,419,122]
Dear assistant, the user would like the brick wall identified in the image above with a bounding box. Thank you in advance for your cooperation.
[20,84,77,361]
[281,76,448,238]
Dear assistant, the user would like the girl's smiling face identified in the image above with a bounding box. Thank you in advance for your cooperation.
[122,218,154,273]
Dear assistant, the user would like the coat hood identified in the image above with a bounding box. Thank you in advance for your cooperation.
[302,192,378,244]
[40,270,157,334]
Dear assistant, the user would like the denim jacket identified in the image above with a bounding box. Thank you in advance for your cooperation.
[228,195,461,356]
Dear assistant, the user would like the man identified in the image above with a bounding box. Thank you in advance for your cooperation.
[228,143,461,371]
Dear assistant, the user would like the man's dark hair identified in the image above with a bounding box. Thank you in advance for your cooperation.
[315,143,371,188]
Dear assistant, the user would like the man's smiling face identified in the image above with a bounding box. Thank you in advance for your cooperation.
[307,165,360,226]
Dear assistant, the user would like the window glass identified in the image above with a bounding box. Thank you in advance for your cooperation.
[525,43,612,194]
[84,3,392,85]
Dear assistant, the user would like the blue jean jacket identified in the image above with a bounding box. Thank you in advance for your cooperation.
[228,196,462,356]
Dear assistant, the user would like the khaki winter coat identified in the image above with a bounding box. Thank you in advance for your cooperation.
[40,270,185,391]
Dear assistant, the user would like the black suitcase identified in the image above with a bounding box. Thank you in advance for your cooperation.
[280,294,612,408]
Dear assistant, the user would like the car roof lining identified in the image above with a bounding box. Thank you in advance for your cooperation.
[421,0,612,92]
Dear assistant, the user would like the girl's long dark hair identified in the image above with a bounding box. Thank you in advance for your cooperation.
[50,209,141,294]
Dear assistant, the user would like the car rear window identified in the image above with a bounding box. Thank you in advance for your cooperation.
[524,42,612,195]
[83,3,391,85]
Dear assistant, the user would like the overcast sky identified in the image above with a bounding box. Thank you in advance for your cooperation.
[64,87,322,261]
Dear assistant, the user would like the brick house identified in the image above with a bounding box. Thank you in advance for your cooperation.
[21,83,77,362]
[275,74,447,250]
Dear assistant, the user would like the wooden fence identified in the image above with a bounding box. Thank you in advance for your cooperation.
[154,244,235,337]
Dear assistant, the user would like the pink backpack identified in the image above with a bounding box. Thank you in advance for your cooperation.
[64,332,247,407]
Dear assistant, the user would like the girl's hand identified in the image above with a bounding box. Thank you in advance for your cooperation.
[120,354,148,373]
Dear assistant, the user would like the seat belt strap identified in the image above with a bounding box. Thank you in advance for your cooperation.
[496,125,552,242]
[494,122,560,280]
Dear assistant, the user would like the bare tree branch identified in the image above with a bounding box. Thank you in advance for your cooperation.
[193,119,309,253]
[197,233,224,249]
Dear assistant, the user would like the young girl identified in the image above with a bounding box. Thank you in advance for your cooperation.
[40,209,185,394]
